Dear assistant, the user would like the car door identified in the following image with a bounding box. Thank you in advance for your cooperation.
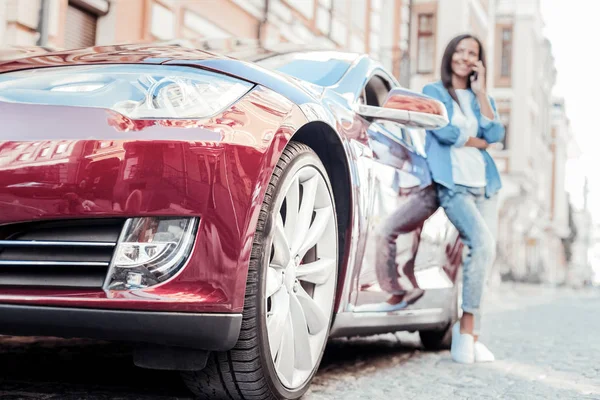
[352,71,449,312]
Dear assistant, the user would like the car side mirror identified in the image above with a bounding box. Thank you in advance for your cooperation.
[356,87,449,129]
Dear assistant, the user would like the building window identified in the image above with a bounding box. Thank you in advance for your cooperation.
[501,28,513,77]
[398,2,411,82]
[417,13,435,74]
[242,0,265,12]
[351,0,367,31]
[333,0,348,16]
[64,2,97,48]
[370,33,380,54]
[150,2,175,40]
[331,17,347,46]
[316,0,333,35]
[290,0,315,19]
[369,1,381,54]
[350,33,364,53]
[182,10,230,39]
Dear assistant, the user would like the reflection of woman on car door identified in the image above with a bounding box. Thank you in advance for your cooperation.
[422,34,505,364]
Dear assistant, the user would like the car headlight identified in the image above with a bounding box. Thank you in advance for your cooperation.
[0,65,254,119]
[104,217,198,290]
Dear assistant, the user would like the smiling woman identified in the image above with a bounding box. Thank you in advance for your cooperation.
[422,33,505,364]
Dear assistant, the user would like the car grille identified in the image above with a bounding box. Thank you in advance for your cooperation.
[0,219,125,288]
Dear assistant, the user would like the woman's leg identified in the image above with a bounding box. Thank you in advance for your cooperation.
[438,186,496,337]
[376,185,439,294]
[471,193,499,335]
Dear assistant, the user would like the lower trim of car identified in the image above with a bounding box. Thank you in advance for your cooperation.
[0,304,242,351]
[329,307,449,338]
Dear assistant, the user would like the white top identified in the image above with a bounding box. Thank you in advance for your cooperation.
[450,89,486,187]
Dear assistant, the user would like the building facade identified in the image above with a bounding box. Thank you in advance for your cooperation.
[490,0,565,283]
[0,0,412,77]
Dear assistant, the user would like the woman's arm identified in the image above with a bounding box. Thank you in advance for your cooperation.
[471,61,506,144]
[466,137,489,149]
[422,84,469,147]
[477,92,495,120]
[478,96,505,144]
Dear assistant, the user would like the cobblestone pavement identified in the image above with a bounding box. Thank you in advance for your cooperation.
[0,283,598,399]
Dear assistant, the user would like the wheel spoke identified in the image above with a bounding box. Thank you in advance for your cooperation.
[296,285,328,335]
[271,213,291,268]
[289,291,313,371]
[284,176,300,241]
[275,313,295,385]
[296,258,336,285]
[297,205,333,260]
[266,267,284,298]
[291,174,318,256]
[264,163,338,390]
[267,288,290,359]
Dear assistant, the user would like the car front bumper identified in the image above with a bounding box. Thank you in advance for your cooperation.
[0,303,242,350]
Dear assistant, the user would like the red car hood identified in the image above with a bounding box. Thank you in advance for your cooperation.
[0,43,226,73]
[0,42,323,107]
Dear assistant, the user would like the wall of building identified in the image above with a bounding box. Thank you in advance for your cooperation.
[0,0,411,77]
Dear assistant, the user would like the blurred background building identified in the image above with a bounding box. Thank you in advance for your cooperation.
[0,0,593,286]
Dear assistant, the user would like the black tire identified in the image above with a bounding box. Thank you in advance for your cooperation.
[182,141,338,400]
[419,269,462,350]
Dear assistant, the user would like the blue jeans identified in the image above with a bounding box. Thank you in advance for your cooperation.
[438,185,498,335]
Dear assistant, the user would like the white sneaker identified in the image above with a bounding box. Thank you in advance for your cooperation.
[474,342,495,362]
[450,322,474,364]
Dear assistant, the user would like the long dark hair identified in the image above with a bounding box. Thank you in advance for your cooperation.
[441,34,486,106]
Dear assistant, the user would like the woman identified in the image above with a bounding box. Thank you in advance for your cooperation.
[422,34,505,364]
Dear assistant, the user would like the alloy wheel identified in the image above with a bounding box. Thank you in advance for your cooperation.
[264,165,337,389]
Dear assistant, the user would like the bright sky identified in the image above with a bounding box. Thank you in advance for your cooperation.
[540,0,599,221]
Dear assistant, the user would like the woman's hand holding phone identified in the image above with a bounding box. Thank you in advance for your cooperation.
[470,61,486,96]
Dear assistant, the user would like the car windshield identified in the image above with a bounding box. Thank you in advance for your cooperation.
[255,51,356,86]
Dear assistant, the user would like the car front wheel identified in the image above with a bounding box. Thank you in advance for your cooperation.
[183,141,339,399]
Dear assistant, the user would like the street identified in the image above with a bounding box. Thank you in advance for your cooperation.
[0,283,598,400]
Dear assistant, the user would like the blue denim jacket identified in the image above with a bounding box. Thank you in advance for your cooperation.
[422,80,505,198]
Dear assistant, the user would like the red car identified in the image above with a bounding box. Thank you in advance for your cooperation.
[0,44,462,399]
